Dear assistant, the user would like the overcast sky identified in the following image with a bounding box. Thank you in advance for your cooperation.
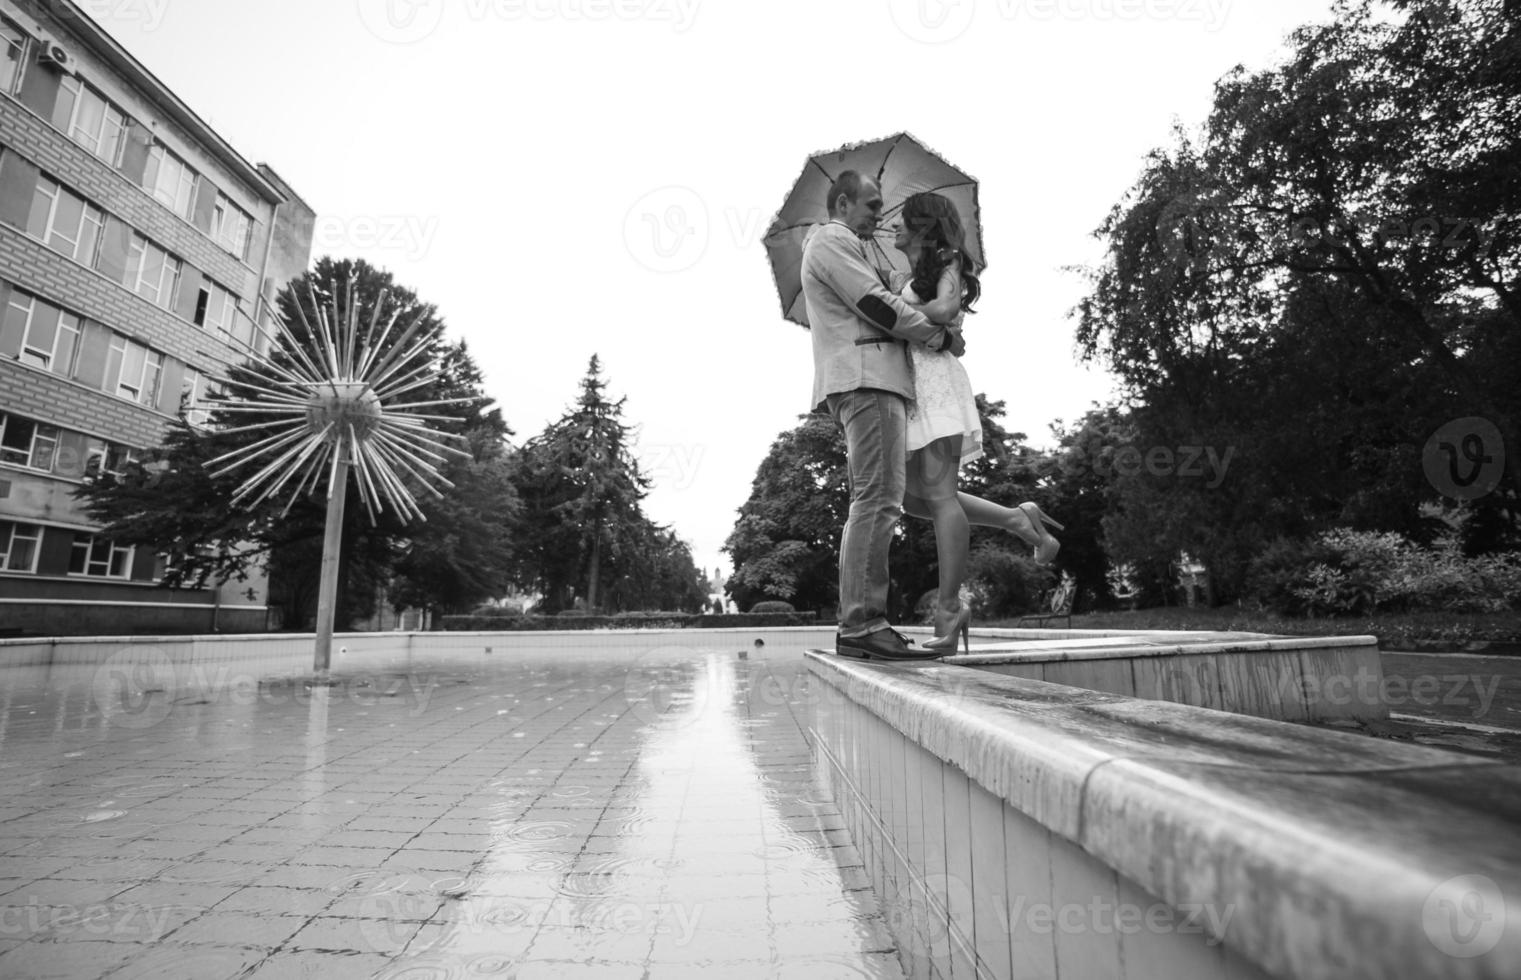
[95,0,1339,581]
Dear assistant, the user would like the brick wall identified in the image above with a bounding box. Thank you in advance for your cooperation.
[0,222,237,375]
[0,357,165,448]
[0,96,263,304]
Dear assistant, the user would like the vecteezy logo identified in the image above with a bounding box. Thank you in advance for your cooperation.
[1423,417,1505,501]
[91,647,176,729]
[623,187,708,273]
[1422,874,1506,958]
[887,0,976,43]
[356,0,447,43]
[1154,187,1240,275]
[621,646,712,728]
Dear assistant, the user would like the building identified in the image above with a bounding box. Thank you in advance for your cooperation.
[0,0,314,635]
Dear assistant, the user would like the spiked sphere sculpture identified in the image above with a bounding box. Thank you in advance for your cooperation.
[204,277,473,674]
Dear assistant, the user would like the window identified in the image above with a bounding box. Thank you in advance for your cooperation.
[69,534,133,578]
[2,291,81,376]
[124,235,181,308]
[103,444,138,478]
[83,442,139,481]
[26,177,105,264]
[0,21,26,96]
[146,144,196,219]
[0,414,59,470]
[183,370,223,428]
[183,368,206,426]
[212,194,252,259]
[54,76,128,167]
[105,335,162,406]
[194,281,236,334]
[0,521,42,573]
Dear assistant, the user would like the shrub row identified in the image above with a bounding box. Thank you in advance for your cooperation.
[439,611,818,631]
[1246,529,1521,617]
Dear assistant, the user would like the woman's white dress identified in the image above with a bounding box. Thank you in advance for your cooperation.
[902,275,983,465]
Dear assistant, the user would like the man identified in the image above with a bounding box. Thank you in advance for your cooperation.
[801,170,965,661]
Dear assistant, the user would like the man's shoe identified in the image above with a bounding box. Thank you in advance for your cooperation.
[836,628,941,661]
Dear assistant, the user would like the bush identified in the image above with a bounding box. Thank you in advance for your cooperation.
[614,610,694,620]
[1247,529,1521,617]
[438,610,817,631]
[1245,536,1342,616]
[749,600,796,614]
[966,543,1054,618]
[467,604,522,619]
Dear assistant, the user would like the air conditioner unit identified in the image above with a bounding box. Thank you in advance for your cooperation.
[37,41,73,72]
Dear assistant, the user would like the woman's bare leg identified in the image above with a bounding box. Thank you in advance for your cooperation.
[905,435,968,612]
[957,493,1040,546]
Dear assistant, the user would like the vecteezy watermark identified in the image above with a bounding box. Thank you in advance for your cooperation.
[1278,668,1502,719]
[887,0,978,43]
[356,0,700,43]
[636,441,705,491]
[0,900,176,942]
[89,647,440,729]
[33,0,169,31]
[1422,874,1506,959]
[621,646,720,727]
[358,887,705,955]
[886,874,1235,957]
[998,894,1234,944]
[888,0,1231,43]
[624,187,709,274]
[312,215,440,263]
[1057,444,1236,488]
[1423,417,1505,502]
[1156,193,1499,275]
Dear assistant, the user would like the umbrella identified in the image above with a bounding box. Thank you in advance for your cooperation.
[764,132,984,328]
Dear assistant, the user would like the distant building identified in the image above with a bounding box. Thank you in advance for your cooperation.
[0,0,314,635]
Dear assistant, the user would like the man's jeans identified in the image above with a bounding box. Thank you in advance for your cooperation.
[826,388,907,637]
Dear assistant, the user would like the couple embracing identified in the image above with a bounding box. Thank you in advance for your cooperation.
[802,171,1061,661]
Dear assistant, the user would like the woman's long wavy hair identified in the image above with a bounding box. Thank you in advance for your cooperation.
[901,192,981,313]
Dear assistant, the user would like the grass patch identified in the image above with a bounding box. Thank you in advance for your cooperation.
[982,607,1521,651]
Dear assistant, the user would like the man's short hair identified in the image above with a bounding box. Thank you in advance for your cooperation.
[826,171,867,216]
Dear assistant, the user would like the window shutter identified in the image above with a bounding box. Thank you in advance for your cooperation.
[130,545,154,581]
[0,149,40,229]
[94,215,133,284]
[15,58,61,118]
[157,357,185,415]
[72,320,111,389]
[0,281,17,358]
[36,526,73,577]
[118,119,152,185]
[174,266,205,322]
[191,180,217,233]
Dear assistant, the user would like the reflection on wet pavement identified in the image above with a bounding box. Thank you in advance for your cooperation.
[0,644,904,979]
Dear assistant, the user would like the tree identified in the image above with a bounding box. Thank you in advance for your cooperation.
[1072,0,1520,602]
[507,355,665,612]
[76,257,513,629]
[724,413,850,615]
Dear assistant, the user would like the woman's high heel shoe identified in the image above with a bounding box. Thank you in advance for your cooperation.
[1018,502,1063,566]
[922,603,971,654]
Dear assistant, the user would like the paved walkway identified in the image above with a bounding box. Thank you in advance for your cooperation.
[0,643,902,978]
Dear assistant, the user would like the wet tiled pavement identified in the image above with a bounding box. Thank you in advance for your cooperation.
[0,642,902,978]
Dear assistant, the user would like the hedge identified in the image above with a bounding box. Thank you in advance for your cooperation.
[439,611,818,631]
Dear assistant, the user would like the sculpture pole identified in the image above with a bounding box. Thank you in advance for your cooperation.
[312,454,349,678]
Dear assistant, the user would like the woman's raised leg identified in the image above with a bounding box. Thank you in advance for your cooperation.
[905,436,971,645]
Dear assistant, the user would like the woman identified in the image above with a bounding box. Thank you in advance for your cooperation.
[891,192,1062,653]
